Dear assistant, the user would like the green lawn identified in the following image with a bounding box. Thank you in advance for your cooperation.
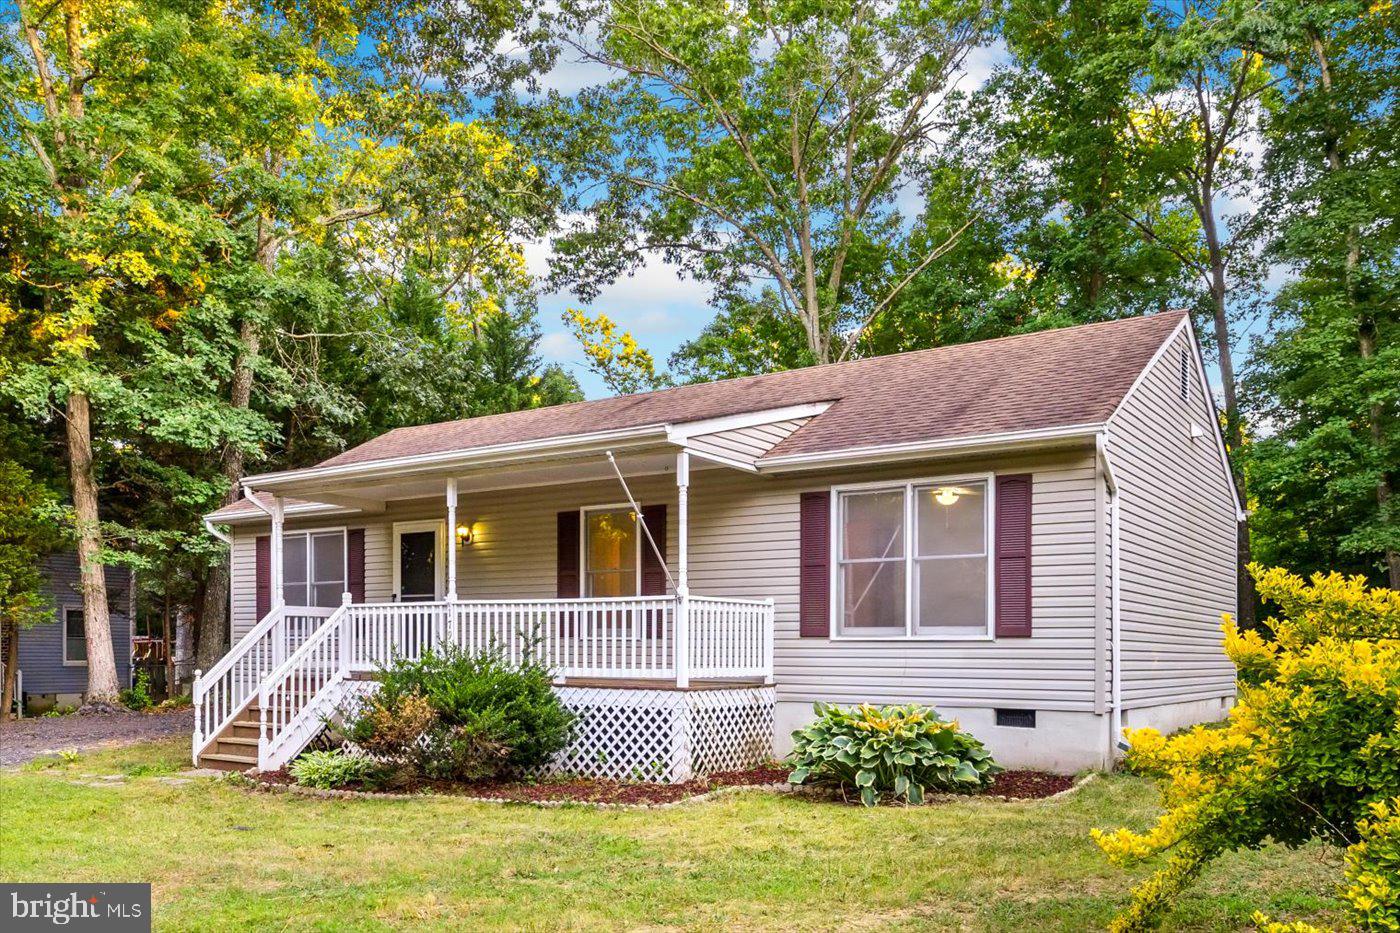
[1,738,1343,931]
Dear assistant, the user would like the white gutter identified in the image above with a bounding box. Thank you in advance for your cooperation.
[758,423,1105,472]
[243,423,672,491]
[202,517,232,546]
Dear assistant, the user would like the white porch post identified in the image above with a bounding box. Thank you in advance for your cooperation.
[445,477,458,600]
[674,451,690,688]
[271,495,285,609]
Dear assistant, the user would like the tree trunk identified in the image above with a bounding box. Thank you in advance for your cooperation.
[66,390,120,706]
[1358,317,1399,587]
[163,591,176,698]
[1,619,18,720]
[173,605,195,687]
[196,300,263,667]
[1201,206,1255,625]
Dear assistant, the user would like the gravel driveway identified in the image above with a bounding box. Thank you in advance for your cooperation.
[0,709,192,767]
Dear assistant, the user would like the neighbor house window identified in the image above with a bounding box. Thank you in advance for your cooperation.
[583,507,639,597]
[282,530,347,607]
[64,607,86,664]
[836,478,992,638]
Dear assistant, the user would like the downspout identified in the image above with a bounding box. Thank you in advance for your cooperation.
[202,517,232,546]
[1097,434,1125,760]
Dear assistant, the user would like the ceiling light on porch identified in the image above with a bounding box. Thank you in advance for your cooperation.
[932,487,962,507]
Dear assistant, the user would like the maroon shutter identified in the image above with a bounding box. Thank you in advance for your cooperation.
[799,491,830,637]
[557,510,581,598]
[639,504,668,595]
[347,528,365,603]
[255,535,271,621]
[995,474,1033,638]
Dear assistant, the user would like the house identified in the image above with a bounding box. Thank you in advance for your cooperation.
[196,311,1241,777]
[4,554,135,713]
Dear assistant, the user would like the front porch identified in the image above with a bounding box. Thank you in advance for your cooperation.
[193,593,775,776]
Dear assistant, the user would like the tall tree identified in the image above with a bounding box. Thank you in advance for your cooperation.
[1246,0,1398,586]
[2,0,238,703]
[534,0,994,363]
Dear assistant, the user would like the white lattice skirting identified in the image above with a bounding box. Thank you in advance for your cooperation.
[544,686,776,783]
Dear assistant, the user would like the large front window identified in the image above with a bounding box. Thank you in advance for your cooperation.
[836,478,991,638]
[283,530,347,608]
[583,507,639,597]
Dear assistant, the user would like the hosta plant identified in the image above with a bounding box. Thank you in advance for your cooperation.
[788,702,999,806]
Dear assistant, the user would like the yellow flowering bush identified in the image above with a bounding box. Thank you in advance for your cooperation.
[1093,565,1400,931]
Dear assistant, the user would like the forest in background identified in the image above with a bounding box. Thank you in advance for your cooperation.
[1,0,1394,706]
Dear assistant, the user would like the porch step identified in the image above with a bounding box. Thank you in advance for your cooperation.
[209,736,258,758]
[198,752,257,772]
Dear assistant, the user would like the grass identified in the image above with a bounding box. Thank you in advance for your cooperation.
[1,738,1344,931]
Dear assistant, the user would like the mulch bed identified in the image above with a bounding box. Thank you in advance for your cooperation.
[256,764,1074,805]
[986,769,1075,798]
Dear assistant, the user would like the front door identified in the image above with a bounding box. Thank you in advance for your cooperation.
[395,524,442,602]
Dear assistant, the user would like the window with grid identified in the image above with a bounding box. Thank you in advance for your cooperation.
[281,531,347,607]
[836,480,991,638]
[583,508,639,597]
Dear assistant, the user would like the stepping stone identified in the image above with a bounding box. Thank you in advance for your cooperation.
[100,775,125,781]
[155,778,192,786]
[177,769,225,778]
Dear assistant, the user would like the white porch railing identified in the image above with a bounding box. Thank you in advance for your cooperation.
[196,594,775,770]
[190,605,335,763]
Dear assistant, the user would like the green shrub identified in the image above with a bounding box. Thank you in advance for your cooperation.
[347,647,574,782]
[788,702,999,806]
[289,749,382,789]
[119,671,152,711]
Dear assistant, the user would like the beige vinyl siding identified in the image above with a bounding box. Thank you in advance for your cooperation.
[1108,328,1238,708]
[227,450,1103,712]
[686,418,810,467]
[685,452,1102,712]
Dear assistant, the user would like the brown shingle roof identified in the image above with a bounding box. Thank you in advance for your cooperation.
[322,310,1183,467]
[212,311,1184,520]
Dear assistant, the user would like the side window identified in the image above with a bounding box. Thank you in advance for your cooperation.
[64,607,87,663]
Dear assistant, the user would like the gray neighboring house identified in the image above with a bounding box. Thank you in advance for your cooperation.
[8,554,135,712]
[197,310,1242,776]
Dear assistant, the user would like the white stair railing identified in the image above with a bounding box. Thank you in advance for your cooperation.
[258,602,356,770]
[191,605,336,763]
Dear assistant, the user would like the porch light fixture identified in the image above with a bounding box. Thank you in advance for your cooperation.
[455,523,473,546]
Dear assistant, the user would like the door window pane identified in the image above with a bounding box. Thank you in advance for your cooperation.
[839,562,906,633]
[311,532,346,607]
[841,491,905,560]
[282,534,309,607]
[64,608,86,662]
[915,483,986,556]
[915,557,988,631]
[399,530,437,601]
[585,509,637,597]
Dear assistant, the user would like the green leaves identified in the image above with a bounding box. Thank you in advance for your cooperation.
[786,702,1000,807]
